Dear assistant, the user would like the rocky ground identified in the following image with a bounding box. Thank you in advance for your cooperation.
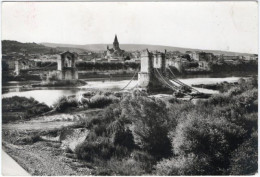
[2,109,102,176]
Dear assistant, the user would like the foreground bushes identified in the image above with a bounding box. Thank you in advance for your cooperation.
[73,77,257,175]
[154,77,258,175]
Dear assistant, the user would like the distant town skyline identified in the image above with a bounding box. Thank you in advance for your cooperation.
[2,2,258,54]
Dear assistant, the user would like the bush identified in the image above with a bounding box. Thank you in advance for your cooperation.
[25,104,51,118]
[53,96,79,112]
[103,158,145,176]
[113,128,135,150]
[229,131,258,175]
[131,150,155,172]
[16,135,42,145]
[2,96,51,123]
[155,153,212,175]
[169,112,246,175]
[75,138,131,162]
[88,94,119,108]
[75,138,112,161]
[120,94,173,158]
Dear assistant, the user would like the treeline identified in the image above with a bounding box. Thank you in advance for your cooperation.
[209,60,258,73]
[76,61,140,71]
[69,77,257,175]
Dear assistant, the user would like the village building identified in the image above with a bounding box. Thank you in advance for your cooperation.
[198,61,210,70]
[105,35,126,61]
[190,51,215,62]
[166,57,190,72]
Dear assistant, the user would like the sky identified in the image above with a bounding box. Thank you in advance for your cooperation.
[2,1,258,54]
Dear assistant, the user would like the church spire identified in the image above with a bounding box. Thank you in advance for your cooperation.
[113,34,120,50]
[114,34,118,43]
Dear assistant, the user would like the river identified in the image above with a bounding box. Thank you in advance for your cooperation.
[2,76,244,106]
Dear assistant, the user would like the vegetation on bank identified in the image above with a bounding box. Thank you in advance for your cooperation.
[169,60,258,76]
[2,96,51,123]
[209,60,258,73]
[53,91,121,112]
[33,80,86,87]
[70,77,257,175]
[76,61,139,71]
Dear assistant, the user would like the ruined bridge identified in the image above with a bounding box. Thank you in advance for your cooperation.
[133,49,201,97]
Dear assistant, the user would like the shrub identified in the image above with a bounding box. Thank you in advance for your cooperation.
[131,150,155,172]
[120,95,172,158]
[75,137,115,161]
[53,96,79,112]
[16,135,42,145]
[229,131,258,175]
[2,96,50,123]
[104,158,145,176]
[87,94,119,108]
[169,112,246,174]
[25,104,51,118]
[113,128,135,150]
[155,153,212,175]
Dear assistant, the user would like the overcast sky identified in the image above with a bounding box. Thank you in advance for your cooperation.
[2,1,258,54]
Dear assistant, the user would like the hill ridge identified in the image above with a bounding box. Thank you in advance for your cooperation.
[41,42,255,56]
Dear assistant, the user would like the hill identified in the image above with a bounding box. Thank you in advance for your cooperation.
[2,40,88,55]
[41,42,255,56]
[2,40,255,56]
[2,40,55,54]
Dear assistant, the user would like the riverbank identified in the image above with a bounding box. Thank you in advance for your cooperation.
[2,108,103,175]
[32,79,86,87]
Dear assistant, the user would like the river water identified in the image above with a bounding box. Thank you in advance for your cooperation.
[2,76,244,106]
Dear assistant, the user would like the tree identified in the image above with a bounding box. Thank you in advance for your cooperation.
[120,92,173,158]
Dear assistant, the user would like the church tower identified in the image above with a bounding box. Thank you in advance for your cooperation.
[113,34,120,50]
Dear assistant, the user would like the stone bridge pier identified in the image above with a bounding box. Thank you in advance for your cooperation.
[138,49,171,92]
[47,51,79,81]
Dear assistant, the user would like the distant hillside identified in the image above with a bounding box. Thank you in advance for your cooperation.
[2,40,88,55]
[41,42,255,56]
[2,40,55,54]
[2,40,255,56]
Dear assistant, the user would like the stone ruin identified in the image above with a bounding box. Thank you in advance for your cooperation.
[138,49,171,92]
[47,51,78,81]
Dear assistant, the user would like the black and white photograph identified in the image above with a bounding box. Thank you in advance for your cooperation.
[1,1,258,175]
